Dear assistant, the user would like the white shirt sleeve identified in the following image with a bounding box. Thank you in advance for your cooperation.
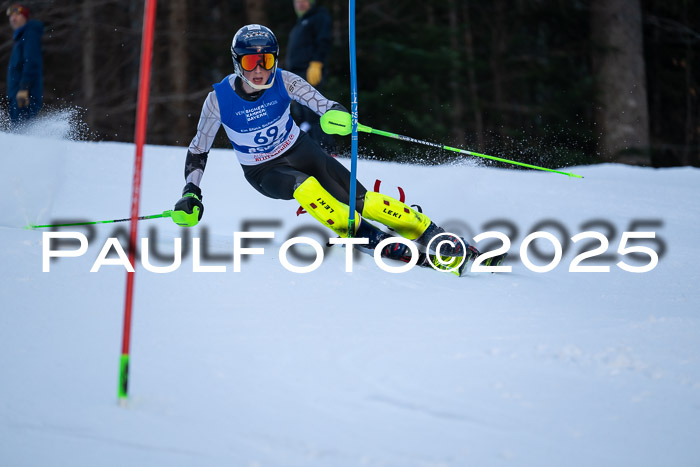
[188,91,222,155]
[185,91,222,185]
[281,69,338,116]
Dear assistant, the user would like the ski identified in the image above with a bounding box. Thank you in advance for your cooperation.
[348,221,509,277]
[417,251,509,277]
[378,243,508,277]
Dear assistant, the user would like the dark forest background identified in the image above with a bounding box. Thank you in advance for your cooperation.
[1,0,698,168]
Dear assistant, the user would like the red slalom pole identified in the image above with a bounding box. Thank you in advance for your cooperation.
[119,0,158,406]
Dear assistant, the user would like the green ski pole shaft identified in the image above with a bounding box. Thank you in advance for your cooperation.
[27,210,173,229]
[368,127,583,179]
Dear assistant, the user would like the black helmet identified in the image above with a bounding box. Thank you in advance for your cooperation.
[231,24,279,90]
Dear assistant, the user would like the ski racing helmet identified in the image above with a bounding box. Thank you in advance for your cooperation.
[231,24,279,90]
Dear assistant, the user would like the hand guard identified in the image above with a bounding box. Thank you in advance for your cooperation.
[172,182,204,227]
[320,106,352,135]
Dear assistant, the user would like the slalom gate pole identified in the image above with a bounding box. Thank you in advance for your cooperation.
[320,111,583,179]
[119,0,158,407]
[27,211,172,229]
[347,0,359,236]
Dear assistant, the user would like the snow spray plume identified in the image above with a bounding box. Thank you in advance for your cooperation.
[2,105,95,141]
[321,110,584,178]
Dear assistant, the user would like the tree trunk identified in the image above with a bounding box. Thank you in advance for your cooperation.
[168,0,189,145]
[447,0,465,147]
[462,1,484,150]
[81,0,96,130]
[682,0,694,166]
[490,0,508,143]
[246,0,268,25]
[590,0,650,164]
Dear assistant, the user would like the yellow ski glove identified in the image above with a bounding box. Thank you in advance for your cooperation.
[16,90,29,108]
[306,61,323,86]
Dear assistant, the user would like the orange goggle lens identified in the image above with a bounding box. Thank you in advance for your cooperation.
[240,53,276,72]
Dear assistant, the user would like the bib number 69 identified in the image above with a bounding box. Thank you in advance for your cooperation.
[254,126,279,145]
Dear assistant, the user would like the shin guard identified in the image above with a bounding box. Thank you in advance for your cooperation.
[361,191,431,240]
[293,177,359,237]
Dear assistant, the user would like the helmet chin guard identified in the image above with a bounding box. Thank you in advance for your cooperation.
[231,24,279,90]
[233,60,276,91]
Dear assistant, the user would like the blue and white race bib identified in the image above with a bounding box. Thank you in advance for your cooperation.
[214,69,300,165]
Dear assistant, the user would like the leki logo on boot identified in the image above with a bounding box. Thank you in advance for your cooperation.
[314,197,335,214]
[382,207,403,219]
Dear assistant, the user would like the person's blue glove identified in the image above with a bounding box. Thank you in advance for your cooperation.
[172,182,203,227]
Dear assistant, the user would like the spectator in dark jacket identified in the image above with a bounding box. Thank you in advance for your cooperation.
[6,3,43,126]
[286,0,336,152]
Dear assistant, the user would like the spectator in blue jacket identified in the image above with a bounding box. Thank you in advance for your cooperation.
[6,3,43,126]
[286,0,336,153]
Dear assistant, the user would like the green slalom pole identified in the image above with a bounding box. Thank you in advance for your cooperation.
[321,110,583,178]
[26,210,173,229]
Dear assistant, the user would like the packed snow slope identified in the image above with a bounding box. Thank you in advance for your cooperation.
[1,127,699,467]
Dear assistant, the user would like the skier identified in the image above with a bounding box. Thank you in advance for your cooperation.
[172,24,477,268]
[5,3,44,126]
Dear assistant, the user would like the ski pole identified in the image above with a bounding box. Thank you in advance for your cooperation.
[347,0,359,237]
[26,210,173,229]
[321,110,583,178]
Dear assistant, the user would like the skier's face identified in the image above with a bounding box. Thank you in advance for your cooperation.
[242,64,272,92]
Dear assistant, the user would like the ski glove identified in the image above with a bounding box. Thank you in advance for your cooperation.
[16,90,29,108]
[329,103,349,113]
[320,104,351,135]
[306,61,323,86]
[172,182,204,227]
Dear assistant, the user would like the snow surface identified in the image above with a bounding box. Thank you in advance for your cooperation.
[1,124,699,467]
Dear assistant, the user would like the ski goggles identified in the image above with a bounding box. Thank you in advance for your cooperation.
[6,5,27,17]
[239,53,276,72]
